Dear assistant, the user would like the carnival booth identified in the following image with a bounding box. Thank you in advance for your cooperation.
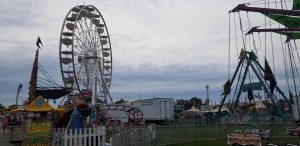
[9,96,65,146]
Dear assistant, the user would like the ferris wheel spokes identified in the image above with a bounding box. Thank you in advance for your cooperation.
[59,5,112,105]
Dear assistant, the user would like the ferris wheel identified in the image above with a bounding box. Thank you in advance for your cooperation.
[59,5,112,105]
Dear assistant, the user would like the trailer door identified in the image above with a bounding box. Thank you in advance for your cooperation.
[160,101,168,119]
[166,101,171,118]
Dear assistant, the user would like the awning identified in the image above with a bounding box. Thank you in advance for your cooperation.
[25,96,54,112]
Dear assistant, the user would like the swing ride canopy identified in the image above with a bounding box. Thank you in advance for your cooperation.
[35,87,71,99]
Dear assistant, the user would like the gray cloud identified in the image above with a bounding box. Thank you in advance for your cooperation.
[0,0,294,106]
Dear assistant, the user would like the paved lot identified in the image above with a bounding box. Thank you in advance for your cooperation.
[0,129,14,146]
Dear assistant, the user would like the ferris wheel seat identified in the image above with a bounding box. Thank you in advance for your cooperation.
[103,52,110,57]
[62,32,73,37]
[61,50,73,55]
[105,78,111,83]
[78,5,84,8]
[61,38,73,46]
[63,77,74,84]
[72,7,81,13]
[61,58,72,64]
[104,60,111,63]
[92,19,100,25]
[81,11,94,19]
[66,17,76,22]
[100,40,108,45]
[97,28,104,34]
[63,70,74,74]
[103,73,111,76]
[102,48,110,51]
[104,66,111,70]
[84,6,95,12]
[95,23,105,28]
[93,14,100,18]
[66,23,76,31]
[100,36,108,39]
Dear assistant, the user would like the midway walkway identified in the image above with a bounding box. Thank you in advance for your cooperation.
[0,129,14,146]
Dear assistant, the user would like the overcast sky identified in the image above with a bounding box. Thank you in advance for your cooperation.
[0,0,292,107]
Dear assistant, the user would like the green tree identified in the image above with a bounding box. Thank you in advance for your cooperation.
[175,99,191,110]
[176,98,203,110]
[115,98,127,104]
[0,103,5,109]
[189,97,203,109]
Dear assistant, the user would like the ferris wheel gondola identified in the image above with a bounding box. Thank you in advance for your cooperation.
[59,5,113,105]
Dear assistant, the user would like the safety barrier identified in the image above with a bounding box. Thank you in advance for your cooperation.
[52,126,106,146]
[110,125,155,146]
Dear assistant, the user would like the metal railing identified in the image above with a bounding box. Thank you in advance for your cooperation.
[110,125,155,146]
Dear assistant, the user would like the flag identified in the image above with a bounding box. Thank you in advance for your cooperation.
[221,79,231,96]
[239,49,246,59]
[247,88,254,102]
[289,90,294,105]
[53,99,57,104]
[17,83,22,95]
[36,36,43,48]
[264,59,277,94]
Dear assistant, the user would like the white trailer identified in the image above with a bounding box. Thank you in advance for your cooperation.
[292,95,300,122]
[132,98,174,123]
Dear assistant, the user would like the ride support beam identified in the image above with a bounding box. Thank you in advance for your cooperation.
[275,85,293,110]
[254,59,292,108]
[233,62,250,108]
[249,58,286,121]
[246,27,300,35]
[230,4,300,16]
[218,58,245,112]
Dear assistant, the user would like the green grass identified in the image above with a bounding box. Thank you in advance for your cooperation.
[152,123,296,146]
[163,137,299,146]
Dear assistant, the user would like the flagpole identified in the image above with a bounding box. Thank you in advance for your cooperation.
[16,84,22,107]
[16,91,19,107]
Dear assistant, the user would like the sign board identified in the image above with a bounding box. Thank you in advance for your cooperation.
[25,96,53,112]
[24,121,51,146]
[242,82,262,92]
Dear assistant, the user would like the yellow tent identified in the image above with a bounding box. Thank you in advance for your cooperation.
[10,108,25,113]
[25,96,54,112]
[52,107,65,112]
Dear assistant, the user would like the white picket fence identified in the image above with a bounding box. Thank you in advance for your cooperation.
[52,126,106,146]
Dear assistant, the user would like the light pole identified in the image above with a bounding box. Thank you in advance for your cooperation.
[205,85,210,105]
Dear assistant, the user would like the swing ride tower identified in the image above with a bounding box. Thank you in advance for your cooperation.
[218,49,291,119]
[219,0,300,122]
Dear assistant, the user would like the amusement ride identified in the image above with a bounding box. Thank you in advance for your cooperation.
[58,5,142,127]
